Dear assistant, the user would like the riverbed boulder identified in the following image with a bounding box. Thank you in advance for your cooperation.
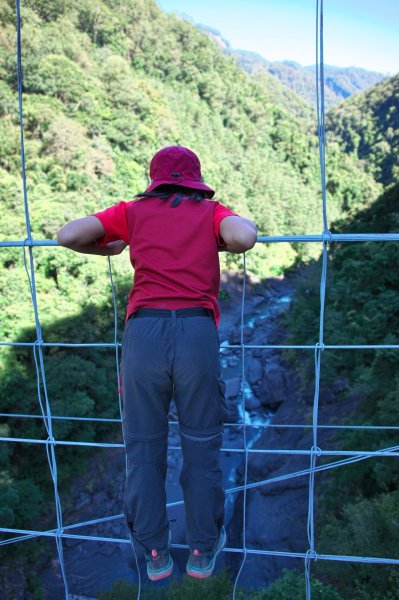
[227,356,240,367]
[260,364,288,409]
[266,323,286,345]
[225,377,242,399]
[244,394,262,410]
[247,358,263,385]
[226,400,240,423]
[252,348,264,358]
[228,326,254,344]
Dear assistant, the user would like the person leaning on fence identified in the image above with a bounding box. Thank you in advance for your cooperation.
[57,146,257,581]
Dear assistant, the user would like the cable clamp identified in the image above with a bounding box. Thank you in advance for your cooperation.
[315,342,325,351]
[322,230,332,243]
[310,445,322,457]
[305,548,318,562]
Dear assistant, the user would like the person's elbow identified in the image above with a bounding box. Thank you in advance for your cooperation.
[232,228,257,251]
[220,216,258,253]
[224,224,258,253]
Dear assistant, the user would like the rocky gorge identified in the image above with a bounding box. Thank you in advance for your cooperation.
[9,272,352,598]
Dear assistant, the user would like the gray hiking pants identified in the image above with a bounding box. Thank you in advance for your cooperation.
[121,308,227,553]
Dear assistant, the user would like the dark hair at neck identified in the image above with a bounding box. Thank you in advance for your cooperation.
[135,184,211,208]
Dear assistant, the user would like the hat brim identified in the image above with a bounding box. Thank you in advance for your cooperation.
[144,179,215,198]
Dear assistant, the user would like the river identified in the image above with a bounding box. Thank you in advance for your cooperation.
[36,274,299,597]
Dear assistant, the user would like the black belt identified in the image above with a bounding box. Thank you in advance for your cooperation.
[133,308,212,319]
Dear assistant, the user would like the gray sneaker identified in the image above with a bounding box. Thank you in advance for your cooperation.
[186,526,226,579]
[145,546,173,581]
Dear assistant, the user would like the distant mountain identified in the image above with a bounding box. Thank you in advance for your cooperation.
[0,3,394,599]
[326,73,399,185]
[198,24,386,109]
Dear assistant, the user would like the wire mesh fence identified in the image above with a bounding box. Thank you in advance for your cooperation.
[1,1,398,599]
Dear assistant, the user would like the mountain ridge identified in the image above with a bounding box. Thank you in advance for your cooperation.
[0,1,396,597]
[197,22,387,108]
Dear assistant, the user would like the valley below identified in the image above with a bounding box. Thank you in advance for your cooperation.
[28,271,351,598]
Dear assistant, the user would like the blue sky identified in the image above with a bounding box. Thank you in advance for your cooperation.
[157,0,399,74]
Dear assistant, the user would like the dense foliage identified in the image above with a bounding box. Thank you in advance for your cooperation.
[284,109,399,598]
[326,74,399,185]
[0,0,395,597]
[100,568,342,600]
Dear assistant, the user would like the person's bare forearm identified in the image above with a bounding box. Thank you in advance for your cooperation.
[224,240,254,253]
[58,238,127,256]
[61,241,113,256]
[57,216,127,256]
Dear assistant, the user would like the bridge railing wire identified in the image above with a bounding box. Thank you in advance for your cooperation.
[1,0,399,599]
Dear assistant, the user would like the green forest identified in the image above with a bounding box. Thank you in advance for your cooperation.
[0,0,398,598]
[283,66,399,599]
[197,24,386,109]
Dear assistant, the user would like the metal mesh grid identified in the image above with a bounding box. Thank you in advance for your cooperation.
[1,1,399,598]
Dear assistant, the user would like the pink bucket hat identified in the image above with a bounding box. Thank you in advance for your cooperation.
[144,146,215,197]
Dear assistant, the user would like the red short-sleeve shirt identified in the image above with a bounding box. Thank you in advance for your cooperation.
[92,197,238,325]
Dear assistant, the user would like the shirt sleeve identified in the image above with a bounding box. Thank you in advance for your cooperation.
[213,201,239,248]
[91,201,130,246]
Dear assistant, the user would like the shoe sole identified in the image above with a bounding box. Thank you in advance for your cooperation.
[147,557,174,581]
[186,527,226,579]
